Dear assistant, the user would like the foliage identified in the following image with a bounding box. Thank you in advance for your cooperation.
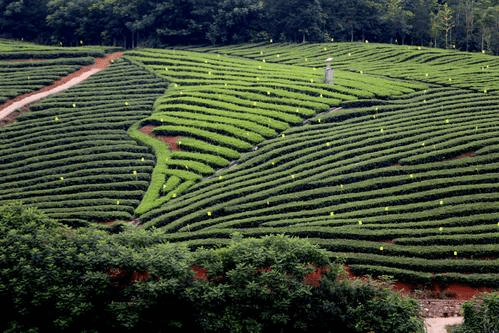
[0,201,193,332]
[0,202,424,332]
[2,0,499,53]
[454,292,499,333]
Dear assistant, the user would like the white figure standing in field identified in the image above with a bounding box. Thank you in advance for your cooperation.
[325,57,333,84]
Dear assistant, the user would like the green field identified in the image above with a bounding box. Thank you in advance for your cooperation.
[0,40,498,286]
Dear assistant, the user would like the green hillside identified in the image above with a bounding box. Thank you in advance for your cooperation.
[0,41,498,286]
[0,39,107,104]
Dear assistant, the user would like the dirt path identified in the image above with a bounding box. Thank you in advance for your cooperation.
[425,317,463,333]
[0,52,123,126]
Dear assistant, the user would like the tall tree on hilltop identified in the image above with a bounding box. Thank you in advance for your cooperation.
[207,0,266,44]
[265,0,324,42]
[476,2,499,52]
[408,0,434,45]
[380,0,413,44]
[0,0,49,41]
[433,2,455,48]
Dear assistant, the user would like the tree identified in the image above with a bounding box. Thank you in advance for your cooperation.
[206,0,266,44]
[476,2,499,52]
[408,0,434,45]
[0,202,424,332]
[0,201,193,332]
[0,0,49,41]
[434,2,456,48]
[264,0,325,42]
[380,0,414,44]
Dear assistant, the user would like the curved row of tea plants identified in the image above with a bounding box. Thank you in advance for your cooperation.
[199,42,499,94]
[0,57,166,225]
[0,39,109,104]
[139,85,499,286]
[126,48,425,214]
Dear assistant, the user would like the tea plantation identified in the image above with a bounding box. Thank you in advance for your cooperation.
[1,40,498,286]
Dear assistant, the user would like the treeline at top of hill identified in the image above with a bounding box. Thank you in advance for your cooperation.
[1,0,499,54]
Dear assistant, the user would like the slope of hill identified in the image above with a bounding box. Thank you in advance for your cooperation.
[0,41,498,286]
[132,43,499,287]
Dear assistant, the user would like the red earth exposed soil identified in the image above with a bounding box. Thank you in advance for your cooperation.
[0,51,123,128]
[138,124,183,152]
[344,265,493,300]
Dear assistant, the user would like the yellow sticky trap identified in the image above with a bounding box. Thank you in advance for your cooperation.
[380,246,384,251]
[116,200,120,205]
[440,200,444,205]
[132,170,137,175]
[453,251,458,256]
[72,103,76,108]
[60,176,64,181]
[358,220,363,225]
[330,212,334,217]
[207,211,212,216]
[439,227,444,232]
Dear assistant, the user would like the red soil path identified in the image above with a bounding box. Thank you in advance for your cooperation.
[0,51,123,127]
[138,124,183,152]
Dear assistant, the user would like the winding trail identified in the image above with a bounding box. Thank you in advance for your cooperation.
[0,52,123,126]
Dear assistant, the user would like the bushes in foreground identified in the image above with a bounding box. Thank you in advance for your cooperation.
[0,202,424,332]
[454,292,499,333]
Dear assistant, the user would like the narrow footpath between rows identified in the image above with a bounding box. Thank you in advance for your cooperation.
[0,52,123,126]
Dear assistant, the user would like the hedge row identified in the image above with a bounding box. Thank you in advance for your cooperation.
[0,57,167,223]
[126,47,425,213]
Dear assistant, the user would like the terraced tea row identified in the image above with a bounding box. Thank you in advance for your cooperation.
[0,58,167,225]
[198,42,499,94]
[0,40,108,104]
[140,86,499,286]
[126,49,425,214]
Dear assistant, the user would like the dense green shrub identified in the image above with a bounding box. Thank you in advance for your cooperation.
[0,202,424,333]
[454,292,499,333]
